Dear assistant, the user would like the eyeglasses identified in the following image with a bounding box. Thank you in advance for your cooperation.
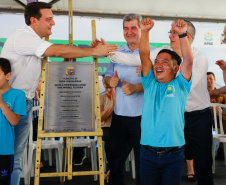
[221,33,226,44]
[168,31,178,37]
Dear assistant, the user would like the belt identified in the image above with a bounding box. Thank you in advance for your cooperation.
[141,145,182,156]
[184,107,210,117]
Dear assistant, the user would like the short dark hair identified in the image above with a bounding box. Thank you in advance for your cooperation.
[0,58,11,75]
[25,2,52,26]
[157,49,182,66]
[207,71,215,78]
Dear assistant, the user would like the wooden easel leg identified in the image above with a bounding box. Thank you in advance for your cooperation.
[34,138,42,185]
[98,136,105,185]
[91,20,105,185]
[67,137,73,180]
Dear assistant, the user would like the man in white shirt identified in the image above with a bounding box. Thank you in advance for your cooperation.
[0,2,118,185]
[109,20,214,185]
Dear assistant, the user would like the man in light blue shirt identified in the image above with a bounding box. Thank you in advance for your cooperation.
[139,18,193,185]
[104,13,155,185]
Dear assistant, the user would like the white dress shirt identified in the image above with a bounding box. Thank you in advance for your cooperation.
[1,26,52,99]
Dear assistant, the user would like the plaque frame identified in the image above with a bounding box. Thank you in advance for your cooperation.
[34,16,104,185]
[44,62,95,133]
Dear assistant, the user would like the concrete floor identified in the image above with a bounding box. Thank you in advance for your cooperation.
[19,155,226,185]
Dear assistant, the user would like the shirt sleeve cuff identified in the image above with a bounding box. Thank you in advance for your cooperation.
[35,41,53,58]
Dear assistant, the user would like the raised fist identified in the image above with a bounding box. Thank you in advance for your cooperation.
[171,19,187,36]
[216,60,226,70]
[140,18,154,31]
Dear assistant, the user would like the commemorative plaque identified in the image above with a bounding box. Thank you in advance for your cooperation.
[44,62,95,133]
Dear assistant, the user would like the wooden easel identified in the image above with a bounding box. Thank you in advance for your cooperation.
[34,0,104,184]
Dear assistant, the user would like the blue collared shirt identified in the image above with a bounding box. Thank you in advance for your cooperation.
[105,44,155,117]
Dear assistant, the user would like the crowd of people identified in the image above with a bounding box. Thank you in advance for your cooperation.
[0,1,226,185]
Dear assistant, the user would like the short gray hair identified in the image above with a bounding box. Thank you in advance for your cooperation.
[123,13,142,28]
[185,20,196,43]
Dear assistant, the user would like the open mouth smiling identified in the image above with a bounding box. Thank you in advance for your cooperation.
[156,69,164,74]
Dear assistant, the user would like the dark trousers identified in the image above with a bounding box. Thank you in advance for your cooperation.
[108,113,141,185]
[140,146,184,185]
[0,155,14,185]
[184,108,214,185]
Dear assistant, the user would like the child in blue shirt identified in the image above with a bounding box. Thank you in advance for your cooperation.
[0,58,26,185]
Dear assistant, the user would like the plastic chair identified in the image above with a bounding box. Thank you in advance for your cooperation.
[64,136,98,181]
[125,149,136,179]
[102,141,107,173]
[26,106,63,184]
[211,103,226,173]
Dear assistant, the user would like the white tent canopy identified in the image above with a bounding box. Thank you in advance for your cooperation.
[0,0,226,23]
[0,0,226,87]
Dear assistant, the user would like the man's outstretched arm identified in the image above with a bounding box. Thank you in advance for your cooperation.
[90,38,141,66]
[139,18,154,77]
[209,86,226,96]
[172,19,193,81]
[43,41,118,58]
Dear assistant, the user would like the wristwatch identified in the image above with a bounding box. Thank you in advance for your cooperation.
[179,32,188,38]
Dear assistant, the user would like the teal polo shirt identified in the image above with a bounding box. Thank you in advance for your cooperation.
[140,69,192,147]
